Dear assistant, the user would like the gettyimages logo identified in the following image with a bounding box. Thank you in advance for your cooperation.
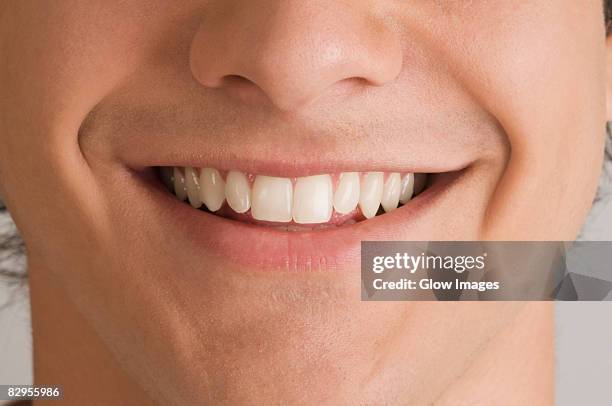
[371,251,487,274]
[361,241,612,301]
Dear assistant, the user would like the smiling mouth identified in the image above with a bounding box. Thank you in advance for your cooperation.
[158,167,430,230]
[141,163,467,271]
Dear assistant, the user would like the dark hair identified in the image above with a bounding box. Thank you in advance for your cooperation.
[607,0,612,34]
[0,200,27,309]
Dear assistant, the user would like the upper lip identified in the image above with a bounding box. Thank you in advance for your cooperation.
[77,60,507,181]
[79,102,488,177]
[99,129,477,177]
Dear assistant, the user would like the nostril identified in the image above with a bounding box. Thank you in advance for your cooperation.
[220,74,253,87]
[189,1,404,111]
[214,74,273,105]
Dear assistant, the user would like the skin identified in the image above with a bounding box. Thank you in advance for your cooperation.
[0,1,608,404]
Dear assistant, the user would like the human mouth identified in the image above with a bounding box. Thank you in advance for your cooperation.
[159,167,428,229]
[146,163,465,271]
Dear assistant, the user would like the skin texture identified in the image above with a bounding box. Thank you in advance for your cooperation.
[0,1,608,404]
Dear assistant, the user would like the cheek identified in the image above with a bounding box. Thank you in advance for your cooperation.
[0,6,206,373]
[0,1,198,254]
[437,1,606,238]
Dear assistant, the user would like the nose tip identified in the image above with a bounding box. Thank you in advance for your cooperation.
[189,2,403,111]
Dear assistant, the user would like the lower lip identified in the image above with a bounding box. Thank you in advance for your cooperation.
[151,171,462,272]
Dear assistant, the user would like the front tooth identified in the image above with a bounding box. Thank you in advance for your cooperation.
[359,172,384,219]
[399,173,415,204]
[199,168,225,211]
[333,172,360,214]
[173,167,187,201]
[381,173,401,213]
[225,171,251,213]
[185,167,203,208]
[293,175,333,224]
[251,176,293,222]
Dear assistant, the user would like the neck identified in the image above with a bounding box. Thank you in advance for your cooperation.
[435,302,554,405]
[29,264,153,405]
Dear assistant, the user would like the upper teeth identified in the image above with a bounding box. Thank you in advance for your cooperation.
[162,167,426,224]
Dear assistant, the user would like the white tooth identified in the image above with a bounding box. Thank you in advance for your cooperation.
[359,172,384,219]
[333,172,360,214]
[199,168,226,211]
[173,167,187,201]
[225,171,251,213]
[184,167,203,208]
[381,173,401,213]
[414,173,427,195]
[399,173,415,204]
[251,176,293,222]
[293,175,333,224]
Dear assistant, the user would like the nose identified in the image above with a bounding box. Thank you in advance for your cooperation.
[189,0,403,111]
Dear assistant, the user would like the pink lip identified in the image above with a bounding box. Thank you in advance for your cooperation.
[149,170,462,272]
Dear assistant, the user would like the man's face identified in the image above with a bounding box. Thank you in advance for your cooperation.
[0,0,606,404]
